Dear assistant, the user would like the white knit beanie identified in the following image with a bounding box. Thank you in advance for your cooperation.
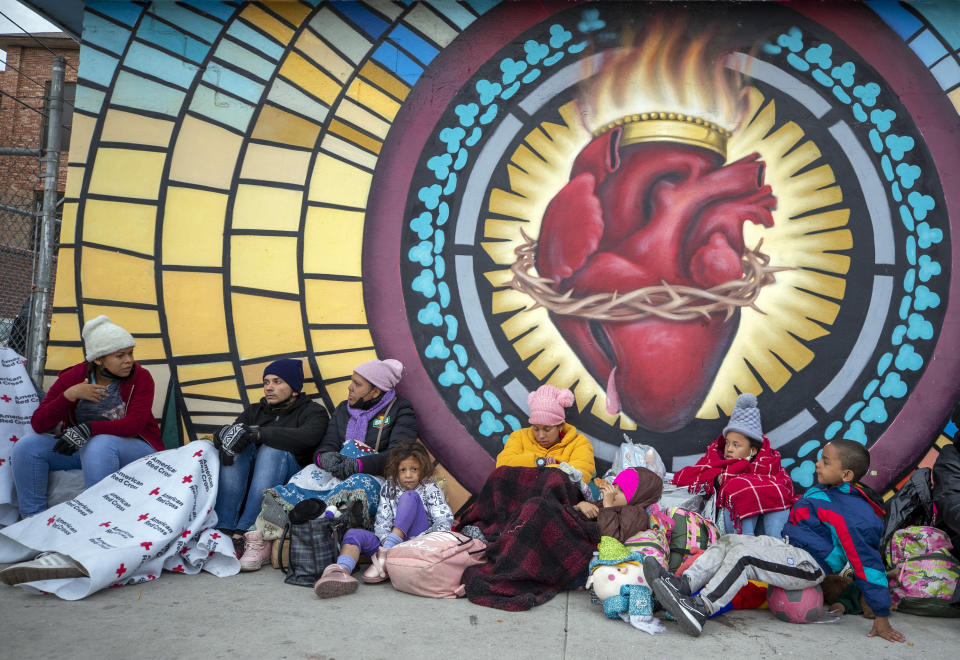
[82,315,136,362]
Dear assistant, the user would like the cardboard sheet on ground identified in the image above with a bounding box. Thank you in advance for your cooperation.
[0,348,40,526]
[0,440,239,599]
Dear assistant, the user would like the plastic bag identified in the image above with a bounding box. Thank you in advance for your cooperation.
[604,435,667,480]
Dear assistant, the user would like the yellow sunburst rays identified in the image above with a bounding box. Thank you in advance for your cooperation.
[481,101,638,429]
[698,86,851,418]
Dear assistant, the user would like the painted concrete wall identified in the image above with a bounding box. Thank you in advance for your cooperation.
[51,1,960,496]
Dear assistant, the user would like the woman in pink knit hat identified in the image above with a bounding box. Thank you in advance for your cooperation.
[496,384,595,484]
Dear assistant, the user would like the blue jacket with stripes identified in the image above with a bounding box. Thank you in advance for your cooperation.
[782,482,891,617]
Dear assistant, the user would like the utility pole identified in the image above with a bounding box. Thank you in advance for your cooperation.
[27,55,64,391]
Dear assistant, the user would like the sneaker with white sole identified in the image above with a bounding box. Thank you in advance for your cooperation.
[644,556,707,637]
[0,552,88,585]
[238,530,271,571]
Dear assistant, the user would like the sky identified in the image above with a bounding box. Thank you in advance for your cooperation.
[0,0,62,71]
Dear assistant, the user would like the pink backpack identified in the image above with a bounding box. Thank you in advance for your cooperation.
[885,526,959,614]
[385,531,486,598]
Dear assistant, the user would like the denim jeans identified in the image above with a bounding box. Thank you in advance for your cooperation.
[12,431,154,517]
[214,444,300,530]
[723,507,791,539]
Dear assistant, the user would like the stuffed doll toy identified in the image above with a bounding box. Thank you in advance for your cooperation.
[586,537,666,635]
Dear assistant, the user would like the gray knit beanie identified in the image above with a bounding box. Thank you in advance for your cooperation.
[722,393,763,444]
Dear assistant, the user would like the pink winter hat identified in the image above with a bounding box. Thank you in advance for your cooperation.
[613,468,640,503]
[354,358,404,391]
[528,385,575,426]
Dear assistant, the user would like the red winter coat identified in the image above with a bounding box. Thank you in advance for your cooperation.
[31,361,163,451]
[673,434,796,531]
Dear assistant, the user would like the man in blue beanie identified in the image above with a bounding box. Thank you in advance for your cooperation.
[213,358,329,570]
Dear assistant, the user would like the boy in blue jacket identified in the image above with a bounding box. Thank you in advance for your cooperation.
[645,439,905,643]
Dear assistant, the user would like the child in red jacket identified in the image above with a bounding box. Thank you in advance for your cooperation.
[673,393,795,538]
[12,315,161,517]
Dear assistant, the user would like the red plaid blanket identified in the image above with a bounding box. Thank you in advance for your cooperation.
[459,466,598,611]
[673,435,796,531]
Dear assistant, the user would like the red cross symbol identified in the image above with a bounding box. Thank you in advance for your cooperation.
[206,508,211,514]
[181,475,193,484]
[47,516,56,525]
[99,521,111,527]
[138,513,149,521]
[115,563,126,578]
[0,394,10,402]
[172,564,184,573]
[8,435,18,443]
[149,488,160,496]
[181,529,191,539]
[193,450,203,457]
[147,574,156,580]
[140,541,152,550]
[0,458,5,466]
[210,532,221,540]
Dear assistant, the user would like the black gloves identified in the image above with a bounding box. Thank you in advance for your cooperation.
[214,423,258,465]
[319,452,360,480]
[54,423,92,455]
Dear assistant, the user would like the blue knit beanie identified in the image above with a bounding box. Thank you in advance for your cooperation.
[263,359,304,392]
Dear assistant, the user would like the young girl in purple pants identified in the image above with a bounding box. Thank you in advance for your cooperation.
[314,442,453,597]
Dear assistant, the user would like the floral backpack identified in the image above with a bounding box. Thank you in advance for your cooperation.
[648,505,720,572]
[885,525,960,617]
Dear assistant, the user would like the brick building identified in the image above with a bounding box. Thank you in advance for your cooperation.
[0,31,78,348]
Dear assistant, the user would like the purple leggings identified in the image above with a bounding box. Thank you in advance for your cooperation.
[342,490,430,555]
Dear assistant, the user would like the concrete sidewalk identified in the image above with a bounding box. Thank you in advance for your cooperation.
[0,566,954,659]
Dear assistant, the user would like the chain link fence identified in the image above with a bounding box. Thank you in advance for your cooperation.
[0,187,49,358]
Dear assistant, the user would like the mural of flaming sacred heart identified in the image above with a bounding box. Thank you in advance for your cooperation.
[511,44,784,432]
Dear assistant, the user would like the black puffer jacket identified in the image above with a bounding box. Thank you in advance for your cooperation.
[312,395,418,475]
[234,395,329,467]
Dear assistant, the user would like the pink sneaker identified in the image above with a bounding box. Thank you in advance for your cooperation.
[313,563,358,598]
[361,547,390,583]
[238,531,271,571]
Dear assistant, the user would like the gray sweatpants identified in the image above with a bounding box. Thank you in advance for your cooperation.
[683,534,825,614]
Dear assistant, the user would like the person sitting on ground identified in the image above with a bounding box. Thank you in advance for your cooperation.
[673,393,795,539]
[645,439,906,643]
[495,384,595,485]
[574,466,663,543]
[458,384,598,611]
[262,358,418,527]
[13,315,162,518]
[314,441,453,597]
[213,358,329,570]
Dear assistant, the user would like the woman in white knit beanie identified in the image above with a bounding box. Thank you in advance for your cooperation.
[11,315,162,523]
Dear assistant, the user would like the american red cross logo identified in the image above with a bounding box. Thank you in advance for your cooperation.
[99,521,110,527]
[116,563,126,578]
[210,532,220,540]
[172,564,184,573]
[138,513,149,521]
[47,516,55,525]
[8,435,18,443]
[0,394,10,402]
[0,458,5,466]
[193,450,203,457]
[181,529,191,538]
[140,541,152,550]
[182,475,193,484]
[149,488,160,496]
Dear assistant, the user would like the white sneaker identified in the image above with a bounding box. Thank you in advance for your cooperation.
[0,552,87,585]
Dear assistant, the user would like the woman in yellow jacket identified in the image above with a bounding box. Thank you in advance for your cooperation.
[495,385,595,484]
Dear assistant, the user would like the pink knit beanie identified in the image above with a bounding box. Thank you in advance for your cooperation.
[354,358,404,391]
[527,385,575,426]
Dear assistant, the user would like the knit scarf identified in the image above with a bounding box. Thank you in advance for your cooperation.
[344,389,396,447]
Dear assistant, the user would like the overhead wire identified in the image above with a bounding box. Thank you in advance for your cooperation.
[0,8,79,73]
